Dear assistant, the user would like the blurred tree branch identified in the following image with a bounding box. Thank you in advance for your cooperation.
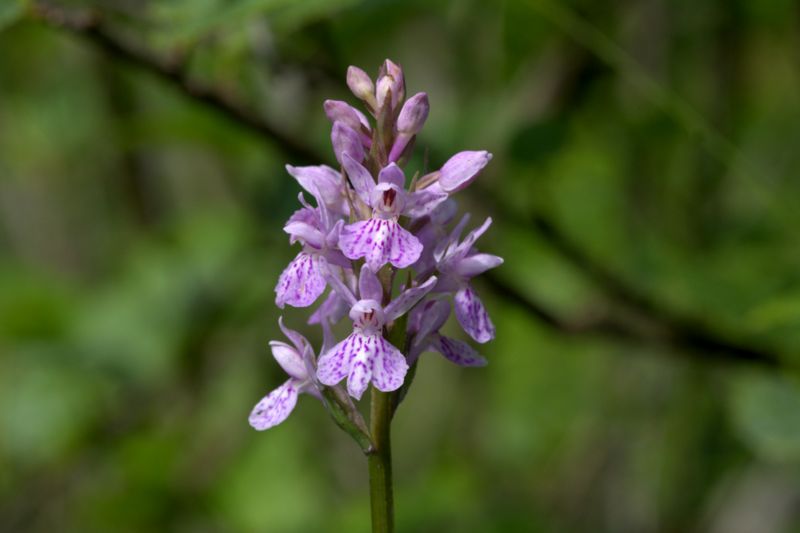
[29,3,783,370]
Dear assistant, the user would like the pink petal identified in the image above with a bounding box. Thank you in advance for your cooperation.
[323,99,370,131]
[275,252,327,308]
[285,165,347,215]
[316,333,359,387]
[453,253,504,279]
[453,217,493,259]
[283,221,325,249]
[339,219,423,271]
[347,342,373,400]
[431,334,487,367]
[409,297,451,340]
[269,341,308,381]
[342,153,375,205]
[434,214,471,263]
[378,163,405,188]
[371,336,408,392]
[396,92,429,135]
[384,275,438,322]
[358,265,383,302]
[405,188,449,218]
[438,150,492,193]
[249,379,300,430]
[454,285,495,343]
[332,122,365,166]
[346,66,374,101]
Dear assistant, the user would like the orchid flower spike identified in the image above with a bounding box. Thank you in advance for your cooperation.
[254,59,502,459]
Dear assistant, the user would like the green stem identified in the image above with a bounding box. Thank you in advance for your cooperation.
[368,387,394,532]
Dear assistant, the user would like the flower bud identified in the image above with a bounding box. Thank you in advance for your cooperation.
[331,121,365,166]
[346,66,375,103]
[438,150,493,193]
[375,75,394,112]
[380,59,405,105]
[396,92,429,135]
[324,100,369,131]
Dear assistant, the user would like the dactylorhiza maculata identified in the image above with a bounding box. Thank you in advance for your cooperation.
[249,59,502,432]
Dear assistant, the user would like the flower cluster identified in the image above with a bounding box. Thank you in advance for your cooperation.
[250,59,502,431]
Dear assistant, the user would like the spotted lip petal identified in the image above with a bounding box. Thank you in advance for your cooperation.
[275,252,327,308]
[347,342,373,400]
[371,336,408,392]
[249,378,300,431]
[339,219,423,271]
[453,285,495,343]
[317,332,375,400]
[316,331,406,400]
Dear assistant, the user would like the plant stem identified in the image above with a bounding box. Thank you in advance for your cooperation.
[368,387,394,532]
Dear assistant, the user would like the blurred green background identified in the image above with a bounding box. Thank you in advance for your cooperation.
[2,0,800,531]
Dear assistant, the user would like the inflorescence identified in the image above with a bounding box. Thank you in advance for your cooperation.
[250,59,502,432]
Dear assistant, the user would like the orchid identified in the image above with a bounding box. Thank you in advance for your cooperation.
[251,59,501,532]
[317,267,437,399]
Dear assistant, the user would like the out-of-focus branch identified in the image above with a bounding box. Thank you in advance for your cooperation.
[483,271,781,367]
[30,2,321,165]
[30,4,785,369]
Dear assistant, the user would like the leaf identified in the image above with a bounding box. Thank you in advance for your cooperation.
[729,372,800,463]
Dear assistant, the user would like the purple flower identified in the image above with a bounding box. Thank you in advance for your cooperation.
[407,298,486,367]
[338,154,447,271]
[433,216,503,343]
[316,267,437,399]
[249,318,320,431]
[255,59,501,437]
[275,197,348,309]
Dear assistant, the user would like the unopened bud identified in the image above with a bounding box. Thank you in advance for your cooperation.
[324,99,371,146]
[346,66,375,103]
[396,92,429,135]
[331,121,366,166]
